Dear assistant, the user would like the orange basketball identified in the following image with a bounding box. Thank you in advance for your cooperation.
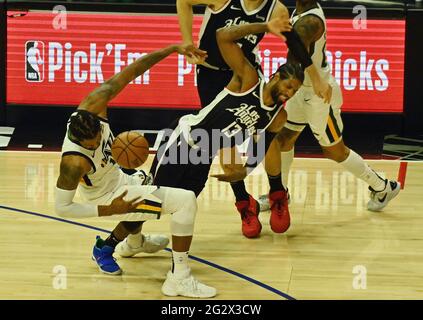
[111,131,149,169]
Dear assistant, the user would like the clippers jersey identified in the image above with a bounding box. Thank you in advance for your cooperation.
[61,113,124,202]
[179,79,283,146]
[291,3,331,87]
[198,0,277,70]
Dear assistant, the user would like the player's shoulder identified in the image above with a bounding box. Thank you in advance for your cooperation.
[271,0,289,20]
[210,0,231,11]
[59,154,92,177]
[297,12,324,26]
[294,13,325,39]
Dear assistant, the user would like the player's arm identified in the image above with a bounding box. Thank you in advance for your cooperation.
[293,15,324,50]
[55,156,141,218]
[216,20,290,90]
[282,15,331,102]
[177,0,226,63]
[177,0,226,45]
[270,0,289,20]
[78,44,206,119]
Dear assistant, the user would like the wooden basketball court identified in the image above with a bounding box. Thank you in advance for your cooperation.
[0,151,422,300]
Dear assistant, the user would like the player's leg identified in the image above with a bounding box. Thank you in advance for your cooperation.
[258,127,301,211]
[219,145,262,238]
[94,169,169,269]
[311,81,400,211]
[151,186,216,298]
[92,184,167,275]
[278,128,302,192]
[321,139,400,211]
[113,174,169,257]
[257,91,306,235]
[260,127,302,233]
[92,220,145,275]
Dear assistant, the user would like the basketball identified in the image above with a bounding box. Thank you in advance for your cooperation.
[111,131,149,169]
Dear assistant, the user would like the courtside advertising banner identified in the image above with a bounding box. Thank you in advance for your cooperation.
[7,11,405,112]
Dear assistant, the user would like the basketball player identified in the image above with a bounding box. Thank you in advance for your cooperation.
[178,0,336,238]
[150,18,304,237]
[256,0,401,231]
[177,0,331,107]
[106,18,303,245]
[54,44,217,298]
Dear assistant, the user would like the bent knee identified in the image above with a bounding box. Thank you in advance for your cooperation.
[179,189,197,212]
[276,129,298,151]
[268,109,287,133]
[171,190,197,236]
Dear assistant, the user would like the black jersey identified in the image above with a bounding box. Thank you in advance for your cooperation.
[178,79,283,150]
[198,0,277,70]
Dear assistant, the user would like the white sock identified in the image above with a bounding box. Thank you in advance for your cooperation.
[171,251,190,279]
[127,232,143,248]
[339,150,386,191]
[281,148,294,189]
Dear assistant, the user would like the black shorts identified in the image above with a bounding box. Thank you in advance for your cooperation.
[196,65,233,108]
[150,133,213,197]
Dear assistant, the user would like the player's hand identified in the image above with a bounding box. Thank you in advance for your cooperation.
[313,79,332,104]
[211,165,247,183]
[176,43,208,64]
[108,190,144,215]
[267,17,292,41]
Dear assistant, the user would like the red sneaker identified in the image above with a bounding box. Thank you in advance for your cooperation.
[235,196,262,238]
[269,190,290,233]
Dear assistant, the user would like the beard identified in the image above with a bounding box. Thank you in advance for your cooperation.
[270,85,282,104]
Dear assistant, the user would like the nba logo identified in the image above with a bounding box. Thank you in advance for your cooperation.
[25,41,45,82]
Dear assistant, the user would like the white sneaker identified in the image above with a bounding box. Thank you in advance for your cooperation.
[161,270,217,298]
[367,180,401,212]
[258,189,291,212]
[115,234,169,258]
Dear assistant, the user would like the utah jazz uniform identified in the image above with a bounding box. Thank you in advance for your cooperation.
[61,112,161,219]
[284,3,344,146]
[196,0,278,107]
[152,79,283,196]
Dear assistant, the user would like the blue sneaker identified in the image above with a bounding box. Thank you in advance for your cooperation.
[92,236,122,275]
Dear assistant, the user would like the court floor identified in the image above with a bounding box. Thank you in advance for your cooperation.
[0,151,422,300]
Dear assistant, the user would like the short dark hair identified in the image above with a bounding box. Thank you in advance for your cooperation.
[68,110,101,141]
[276,62,305,84]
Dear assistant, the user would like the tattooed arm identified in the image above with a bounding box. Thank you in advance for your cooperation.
[286,14,331,102]
[78,44,206,119]
[287,15,324,62]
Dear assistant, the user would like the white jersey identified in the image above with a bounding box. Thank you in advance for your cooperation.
[61,113,125,203]
[291,3,331,87]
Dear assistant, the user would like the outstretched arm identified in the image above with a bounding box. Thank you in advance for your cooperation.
[55,156,142,218]
[78,44,206,118]
[216,20,291,91]
[177,0,225,45]
[177,0,225,63]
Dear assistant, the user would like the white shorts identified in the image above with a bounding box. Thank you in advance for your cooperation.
[284,77,344,147]
[86,173,163,221]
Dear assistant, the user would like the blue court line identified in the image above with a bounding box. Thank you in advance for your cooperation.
[0,205,296,300]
